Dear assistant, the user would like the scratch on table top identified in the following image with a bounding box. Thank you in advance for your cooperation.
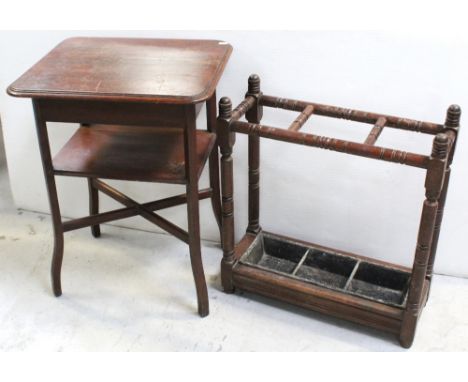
[95,80,102,91]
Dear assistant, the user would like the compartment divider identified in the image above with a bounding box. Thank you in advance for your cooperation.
[344,260,361,291]
[291,249,310,275]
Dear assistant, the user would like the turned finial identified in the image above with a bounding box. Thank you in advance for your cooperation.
[248,74,261,94]
[445,104,461,128]
[432,133,449,159]
[219,97,232,119]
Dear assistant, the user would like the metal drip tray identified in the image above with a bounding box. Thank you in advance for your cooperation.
[239,232,410,307]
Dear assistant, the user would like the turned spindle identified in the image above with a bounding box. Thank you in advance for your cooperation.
[218,97,236,292]
[245,75,263,234]
[400,133,449,348]
[445,104,461,128]
[426,105,461,288]
[219,96,232,120]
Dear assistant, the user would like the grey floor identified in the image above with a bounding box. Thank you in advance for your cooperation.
[0,128,467,351]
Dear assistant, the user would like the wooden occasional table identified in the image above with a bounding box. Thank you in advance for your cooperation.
[7,37,232,317]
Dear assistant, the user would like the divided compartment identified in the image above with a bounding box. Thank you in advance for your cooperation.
[295,250,357,289]
[240,234,307,274]
[346,262,410,306]
[238,233,411,307]
[239,233,356,289]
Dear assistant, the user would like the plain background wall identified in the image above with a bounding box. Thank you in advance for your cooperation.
[0,31,467,277]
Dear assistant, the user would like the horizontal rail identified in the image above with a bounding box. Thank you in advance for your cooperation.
[289,105,314,131]
[364,116,386,145]
[62,188,212,232]
[231,96,256,122]
[231,121,429,169]
[260,94,444,135]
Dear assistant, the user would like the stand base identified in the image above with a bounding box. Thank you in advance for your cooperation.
[223,231,429,347]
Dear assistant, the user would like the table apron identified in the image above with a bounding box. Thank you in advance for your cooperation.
[35,98,188,127]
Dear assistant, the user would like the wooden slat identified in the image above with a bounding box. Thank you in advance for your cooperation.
[364,117,386,145]
[260,94,444,135]
[231,120,429,169]
[288,105,314,131]
[62,188,212,232]
[94,179,189,243]
[231,96,256,122]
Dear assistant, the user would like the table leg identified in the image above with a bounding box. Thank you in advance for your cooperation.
[184,105,209,317]
[87,178,101,237]
[32,100,64,297]
[206,92,222,237]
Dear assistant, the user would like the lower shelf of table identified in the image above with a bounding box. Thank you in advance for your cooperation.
[227,231,426,334]
[53,124,216,184]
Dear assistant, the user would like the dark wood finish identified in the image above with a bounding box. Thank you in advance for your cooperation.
[400,133,449,347]
[245,75,262,234]
[184,105,209,316]
[288,105,314,132]
[231,120,429,169]
[8,37,232,317]
[7,37,232,104]
[231,96,256,122]
[87,177,101,238]
[230,234,408,334]
[32,98,187,127]
[219,97,236,292]
[233,265,404,333]
[425,105,461,289]
[219,75,460,348]
[32,100,64,297]
[206,92,223,233]
[93,179,190,244]
[260,94,444,135]
[53,124,215,184]
[63,188,212,232]
[364,116,386,145]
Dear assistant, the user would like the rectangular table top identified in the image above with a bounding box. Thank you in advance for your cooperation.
[8,37,232,104]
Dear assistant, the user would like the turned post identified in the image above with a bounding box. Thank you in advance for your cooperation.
[426,105,461,288]
[400,133,449,348]
[218,97,236,292]
[245,74,263,234]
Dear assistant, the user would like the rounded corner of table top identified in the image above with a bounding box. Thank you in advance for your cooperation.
[212,39,233,52]
[6,82,31,98]
[6,85,19,97]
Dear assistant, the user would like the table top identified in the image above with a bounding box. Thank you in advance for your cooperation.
[7,37,232,104]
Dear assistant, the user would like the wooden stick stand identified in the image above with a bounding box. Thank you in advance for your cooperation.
[218,75,461,348]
